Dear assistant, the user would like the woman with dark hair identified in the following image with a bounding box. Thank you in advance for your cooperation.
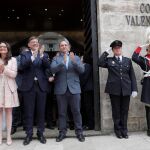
[0,41,19,145]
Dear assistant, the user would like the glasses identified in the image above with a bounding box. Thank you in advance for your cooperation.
[0,46,7,48]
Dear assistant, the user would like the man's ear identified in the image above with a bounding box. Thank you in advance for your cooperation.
[27,43,30,48]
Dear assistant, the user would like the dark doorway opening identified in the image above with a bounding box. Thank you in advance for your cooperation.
[0,0,100,133]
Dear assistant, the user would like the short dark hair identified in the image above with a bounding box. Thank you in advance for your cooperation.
[0,41,12,65]
[28,36,39,44]
[19,46,28,54]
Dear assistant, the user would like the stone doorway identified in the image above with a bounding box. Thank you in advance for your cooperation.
[0,0,101,137]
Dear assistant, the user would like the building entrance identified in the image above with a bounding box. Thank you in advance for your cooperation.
[0,0,100,135]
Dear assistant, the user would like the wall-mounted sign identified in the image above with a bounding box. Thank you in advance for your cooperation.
[126,3,150,26]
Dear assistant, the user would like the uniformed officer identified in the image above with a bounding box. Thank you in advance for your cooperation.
[98,40,138,139]
[132,44,150,136]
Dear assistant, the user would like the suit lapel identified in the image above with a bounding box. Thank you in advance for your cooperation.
[28,50,32,57]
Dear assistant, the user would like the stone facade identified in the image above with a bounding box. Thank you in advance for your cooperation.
[97,0,150,132]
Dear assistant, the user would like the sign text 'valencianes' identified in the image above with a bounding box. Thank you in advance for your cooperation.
[126,3,150,26]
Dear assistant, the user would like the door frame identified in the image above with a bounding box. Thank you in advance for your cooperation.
[91,0,101,131]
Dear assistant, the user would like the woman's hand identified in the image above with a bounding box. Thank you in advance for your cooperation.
[0,64,4,74]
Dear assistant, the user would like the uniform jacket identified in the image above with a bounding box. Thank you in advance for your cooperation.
[132,48,150,104]
[98,51,137,96]
[51,52,85,95]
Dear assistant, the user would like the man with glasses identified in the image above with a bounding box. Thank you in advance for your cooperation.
[20,36,50,145]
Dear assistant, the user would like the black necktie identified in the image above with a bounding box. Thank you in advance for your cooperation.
[117,57,121,63]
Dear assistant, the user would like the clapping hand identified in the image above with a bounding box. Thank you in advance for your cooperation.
[39,45,45,58]
[54,52,59,58]
[0,64,4,74]
[64,53,67,64]
[32,49,38,58]
[70,52,75,62]
[31,49,38,62]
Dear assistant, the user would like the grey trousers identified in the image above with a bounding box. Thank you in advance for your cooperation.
[56,89,83,135]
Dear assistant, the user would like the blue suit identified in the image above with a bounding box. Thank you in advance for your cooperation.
[51,53,84,95]
[19,51,50,92]
[51,52,84,135]
[20,50,50,136]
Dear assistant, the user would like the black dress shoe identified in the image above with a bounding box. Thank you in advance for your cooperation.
[116,134,122,139]
[122,135,129,139]
[11,127,17,135]
[147,130,150,136]
[23,135,32,145]
[37,134,47,144]
[115,131,122,139]
[121,133,129,139]
[56,134,66,142]
[121,131,129,139]
[77,134,85,142]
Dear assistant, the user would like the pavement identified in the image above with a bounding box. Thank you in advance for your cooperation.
[0,130,150,150]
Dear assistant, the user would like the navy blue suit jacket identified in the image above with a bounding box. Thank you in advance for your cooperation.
[19,50,50,92]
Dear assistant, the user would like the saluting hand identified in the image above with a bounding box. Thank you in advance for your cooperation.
[139,44,150,48]
[106,48,112,53]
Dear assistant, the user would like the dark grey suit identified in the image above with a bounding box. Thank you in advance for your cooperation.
[51,52,84,135]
